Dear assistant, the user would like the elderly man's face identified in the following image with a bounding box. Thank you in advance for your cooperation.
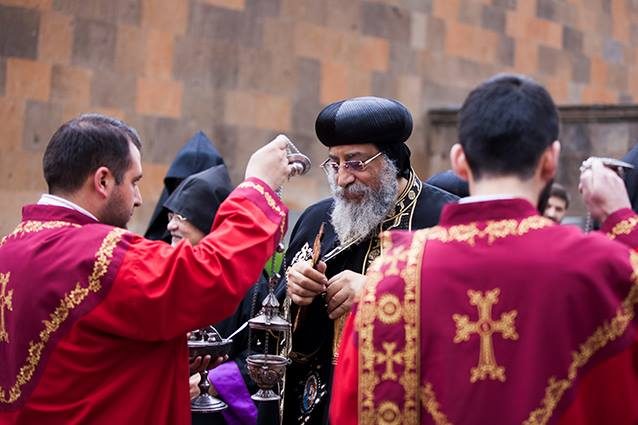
[326,143,400,243]
[326,144,385,201]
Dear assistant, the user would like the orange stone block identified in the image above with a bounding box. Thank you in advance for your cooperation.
[145,30,174,79]
[581,85,616,104]
[320,61,348,104]
[0,0,51,9]
[141,0,188,34]
[0,97,25,150]
[197,0,245,10]
[526,18,562,49]
[346,67,371,99]
[432,0,459,21]
[225,90,256,126]
[543,77,568,103]
[6,58,50,101]
[254,94,291,132]
[514,38,538,75]
[445,21,498,63]
[397,75,422,117]
[356,36,389,72]
[590,57,607,86]
[294,22,334,60]
[51,64,92,106]
[517,0,537,16]
[224,91,291,131]
[611,0,630,43]
[38,10,72,64]
[115,24,146,75]
[136,78,183,118]
[505,11,526,39]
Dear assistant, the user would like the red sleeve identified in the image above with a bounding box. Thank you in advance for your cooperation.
[601,208,638,248]
[330,308,359,425]
[88,177,288,341]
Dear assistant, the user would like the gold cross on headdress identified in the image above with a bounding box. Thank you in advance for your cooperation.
[0,272,13,343]
[453,288,518,383]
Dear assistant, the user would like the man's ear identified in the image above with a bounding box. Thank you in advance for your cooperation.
[539,141,561,181]
[450,143,471,181]
[93,166,114,199]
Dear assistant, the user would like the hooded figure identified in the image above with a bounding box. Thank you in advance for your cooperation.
[145,131,225,242]
[164,164,233,239]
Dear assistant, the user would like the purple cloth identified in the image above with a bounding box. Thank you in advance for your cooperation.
[209,361,257,425]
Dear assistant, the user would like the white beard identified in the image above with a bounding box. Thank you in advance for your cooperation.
[329,158,399,244]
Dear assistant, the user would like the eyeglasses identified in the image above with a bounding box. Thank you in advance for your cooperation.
[168,212,188,223]
[320,151,383,175]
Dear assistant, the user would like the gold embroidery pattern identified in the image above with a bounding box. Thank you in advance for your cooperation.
[420,382,452,425]
[375,342,404,380]
[0,228,126,404]
[0,220,81,248]
[426,216,553,246]
[378,294,402,324]
[0,272,13,343]
[607,216,638,240]
[359,230,427,424]
[237,181,287,236]
[453,288,518,383]
[378,401,402,425]
[524,250,638,425]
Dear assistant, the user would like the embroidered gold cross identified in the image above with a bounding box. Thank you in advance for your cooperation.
[383,246,407,276]
[0,272,13,343]
[453,288,518,382]
[375,341,404,380]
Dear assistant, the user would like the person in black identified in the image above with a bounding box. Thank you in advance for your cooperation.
[281,97,458,425]
[163,163,269,425]
[145,131,225,242]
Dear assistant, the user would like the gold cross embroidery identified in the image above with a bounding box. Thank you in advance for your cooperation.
[0,272,13,343]
[453,288,518,383]
[383,246,407,276]
[375,341,404,380]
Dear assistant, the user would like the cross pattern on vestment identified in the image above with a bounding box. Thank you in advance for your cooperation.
[453,288,518,383]
[0,272,13,343]
[382,246,407,276]
[375,341,404,380]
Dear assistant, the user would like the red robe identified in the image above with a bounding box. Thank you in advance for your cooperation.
[331,199,638,425]
[0,178,287,425]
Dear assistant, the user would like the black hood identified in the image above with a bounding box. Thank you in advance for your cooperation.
[145,131,225,241]
[164,164,233,234]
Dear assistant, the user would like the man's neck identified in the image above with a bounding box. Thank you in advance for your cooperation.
[469,176,543,206]
[38,193,99,221]
[396,176,408,200]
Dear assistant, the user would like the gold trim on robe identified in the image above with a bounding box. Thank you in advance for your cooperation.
[0,227,126,404]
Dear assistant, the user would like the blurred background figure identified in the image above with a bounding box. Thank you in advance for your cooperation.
[543,182,570,223]
[146,131,225,242]
[425,169,469,198]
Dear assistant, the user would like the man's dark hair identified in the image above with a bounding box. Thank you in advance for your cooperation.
[549,182,570,208]
[43,114,142,194]
[458,74,559,180]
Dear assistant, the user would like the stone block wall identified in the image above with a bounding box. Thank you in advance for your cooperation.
[1,0,638,236]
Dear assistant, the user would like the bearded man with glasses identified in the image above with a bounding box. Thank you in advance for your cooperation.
[280,96,458,425]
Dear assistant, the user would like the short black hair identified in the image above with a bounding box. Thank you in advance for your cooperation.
[458,74,559,180]
[549,182,570,208]
[43,114,142,194]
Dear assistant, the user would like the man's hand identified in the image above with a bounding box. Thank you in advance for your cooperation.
[286,260,328,306]
[245,134,291,192]
[325,270,366,320]
[189,355,228,375]
[579,158,631,222]
[189,373,219,399]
